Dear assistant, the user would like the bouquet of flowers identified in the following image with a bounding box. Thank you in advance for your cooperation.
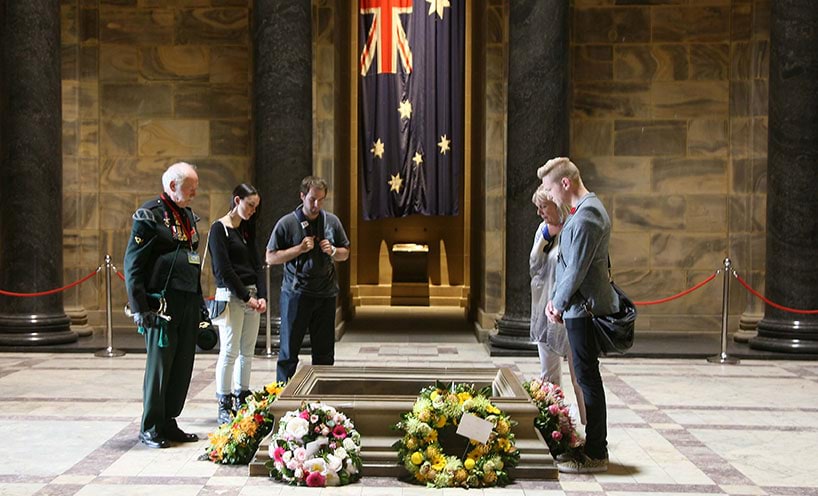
[393,382,520,489]
[523,378,583,457]
[266,402,363,487]
[205,382,285,464]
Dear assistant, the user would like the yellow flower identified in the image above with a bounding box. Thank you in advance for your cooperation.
[418,410,431,422]
[406,437,417,450]
[464,457,476,470]
[432,455,446,471]
[483,470,497,484]
[430,390,440,401]
[487,404,500,414]
[496,419,509,434]
[426,445,439,459]
[457,392,472,404]
[455,468,468,482]
[424,429,438,443]
[411,451,424,465]
[436,415,447,428]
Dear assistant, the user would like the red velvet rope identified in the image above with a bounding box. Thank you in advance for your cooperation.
[633,272,718,306]
[734,271,818,314]
[116,270,126,282]
[0,268,100,297]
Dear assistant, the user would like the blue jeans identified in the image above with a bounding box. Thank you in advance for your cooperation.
[276,291,336,382]
[565,316,607,460]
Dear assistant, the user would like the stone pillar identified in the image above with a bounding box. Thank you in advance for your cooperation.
[751,0,818,353]
[252,0,313,339]
[490,0,569,355]
[0,0,75,345]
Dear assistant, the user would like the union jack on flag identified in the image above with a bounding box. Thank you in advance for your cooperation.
[358,0,463,220]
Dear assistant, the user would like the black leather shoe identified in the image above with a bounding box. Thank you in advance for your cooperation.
[165,428,199,443]
[139,431,170,449]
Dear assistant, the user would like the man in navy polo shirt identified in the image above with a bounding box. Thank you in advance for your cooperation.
[265,176,350,382]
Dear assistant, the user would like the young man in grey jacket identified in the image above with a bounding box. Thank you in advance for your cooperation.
[540,157,618,473]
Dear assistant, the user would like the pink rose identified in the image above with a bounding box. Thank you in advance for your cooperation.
[294,447,308,461]
[310,414,319,423]
[299,410,311,420]
[551,430,563,441]
[306,471,326,487]
[548,404,560,415]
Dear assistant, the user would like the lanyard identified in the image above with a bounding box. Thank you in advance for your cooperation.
[161,193,194,249]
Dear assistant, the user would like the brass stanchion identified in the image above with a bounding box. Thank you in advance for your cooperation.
[257,264,275,358]
[95,254,125,358]
[707,257,739,365]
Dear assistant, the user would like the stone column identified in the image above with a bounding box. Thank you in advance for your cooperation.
[751,0,818,353]
[490,0,569,355]
[252,0,313,339]
[0,0,76,345]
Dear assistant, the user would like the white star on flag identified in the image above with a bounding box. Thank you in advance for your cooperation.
[412,151,423,166]
[426,0,451,20]
[437,134,451,155]
[371,138,385,159]
[398,100,413,120]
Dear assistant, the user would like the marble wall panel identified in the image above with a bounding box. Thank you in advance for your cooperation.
[100,45,139,81]
[174,84,249,118]
[210,120,249,156]
[99,193,137,230]
[138,119,210,156]
[101,83,173,117]
[652,158,727,193]
[651,45,689,81]
[79,121,99,157]
[753,0,770,39]
[730,117,767,159]
[573,7,651,44]
[79,46,99,81]
[571,120,613,157]
[63,192,80,230]
[685,194,727,232]
[210,46,249,83]
[80,8,99,43]
[176,8,249,45]
[573,82,651,118]
[99,8,175,44]
[652,81,729,118]
[687,119,728,157]
[610,232,650,269]
[731,2,753,41]
[574,157,652,194]
[63,157,80,192]
[61,4,78,44]
[62,45,78,79]
[613,194,686,231]
[613,45,656,81]
[191,158,247,193]
[140,46,209,81]
[652,6,730,42]
[63,121,79,156]
[80,158,100,186]
[100,157,171,191]
[79,82,101,118]
[614,269,687,308]
[651,233,728,269]
[80,193,100,230]
[728,194,752,232]
[574,45,613,81]
[101,119,138,156]
[613,120,687,156]
[690,43,729,80]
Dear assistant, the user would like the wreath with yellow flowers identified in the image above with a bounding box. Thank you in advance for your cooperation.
[393,382,520,488]
[204,381,286,464]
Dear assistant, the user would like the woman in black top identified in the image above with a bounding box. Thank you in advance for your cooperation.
[209,184,267,424]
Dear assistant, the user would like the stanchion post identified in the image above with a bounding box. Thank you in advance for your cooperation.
[707,257,739,365]
[258,264,275,358]
[95,254,126,358]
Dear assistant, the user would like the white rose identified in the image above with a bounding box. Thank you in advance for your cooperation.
[326,454,343,473]
[284,417,310,440]
[343,437,359,453]
[334,447,348,460]
[294,468,303,479]
[282,451,292,462]
[325,470,341,486]
[345,458,359,475]
[303,457,327,474]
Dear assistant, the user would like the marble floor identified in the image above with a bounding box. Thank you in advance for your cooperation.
[2,327,818,495]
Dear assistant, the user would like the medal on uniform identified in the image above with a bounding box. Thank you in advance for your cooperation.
[188,250,201,265]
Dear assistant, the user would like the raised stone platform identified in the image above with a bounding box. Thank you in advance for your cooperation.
[250,365,557,480]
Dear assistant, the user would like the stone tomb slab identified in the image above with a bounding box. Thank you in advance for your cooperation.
[251,365,557,480]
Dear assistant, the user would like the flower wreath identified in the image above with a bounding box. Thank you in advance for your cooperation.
[204,381,285,464]
[266,402,363,487]
[523,378,583,457]
[393,382,520,488]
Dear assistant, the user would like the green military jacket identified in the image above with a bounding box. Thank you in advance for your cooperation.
[124,196,203,315]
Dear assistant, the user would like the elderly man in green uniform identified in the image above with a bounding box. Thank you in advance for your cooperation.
[124,162,207,449]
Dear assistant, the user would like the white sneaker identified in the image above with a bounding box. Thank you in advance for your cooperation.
[556,454,608,474]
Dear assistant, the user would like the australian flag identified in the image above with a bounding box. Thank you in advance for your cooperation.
[358,0,464,220]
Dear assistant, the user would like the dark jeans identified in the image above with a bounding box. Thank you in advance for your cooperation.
[565,316,608,460]
[276,291,336,382]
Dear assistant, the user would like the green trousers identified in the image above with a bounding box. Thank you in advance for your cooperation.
[141,290,199,435]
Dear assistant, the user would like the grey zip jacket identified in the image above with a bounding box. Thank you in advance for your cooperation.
[551,192,619,319]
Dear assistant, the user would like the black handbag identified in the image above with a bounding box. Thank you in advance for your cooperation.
[586,281,636,356]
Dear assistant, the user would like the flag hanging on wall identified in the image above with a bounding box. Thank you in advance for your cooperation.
[358,0,464,220]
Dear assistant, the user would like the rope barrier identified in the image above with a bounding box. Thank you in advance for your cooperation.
[633,271,718,306]
[0,267,101,297]
[115,270,126,282]
[733,271,818,315]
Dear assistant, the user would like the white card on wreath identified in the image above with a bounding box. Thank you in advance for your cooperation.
[456,412,493,445]
[304,436,328,458]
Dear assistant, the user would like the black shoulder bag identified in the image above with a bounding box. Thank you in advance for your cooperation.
[578,258,637,356]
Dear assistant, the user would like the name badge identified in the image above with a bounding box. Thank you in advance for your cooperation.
[188,251,201,265]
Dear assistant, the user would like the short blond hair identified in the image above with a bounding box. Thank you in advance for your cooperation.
[536,157,580,183]
[531,184,571,221]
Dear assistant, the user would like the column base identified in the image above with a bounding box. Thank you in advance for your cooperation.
[750,317,818,353]
[488,314,535,356]
[65,305,94,337]
[0,313,76,346]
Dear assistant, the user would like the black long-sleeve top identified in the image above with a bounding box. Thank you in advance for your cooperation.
[208,221,266,302]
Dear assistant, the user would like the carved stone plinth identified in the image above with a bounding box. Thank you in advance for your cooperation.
[250,365,557,480]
